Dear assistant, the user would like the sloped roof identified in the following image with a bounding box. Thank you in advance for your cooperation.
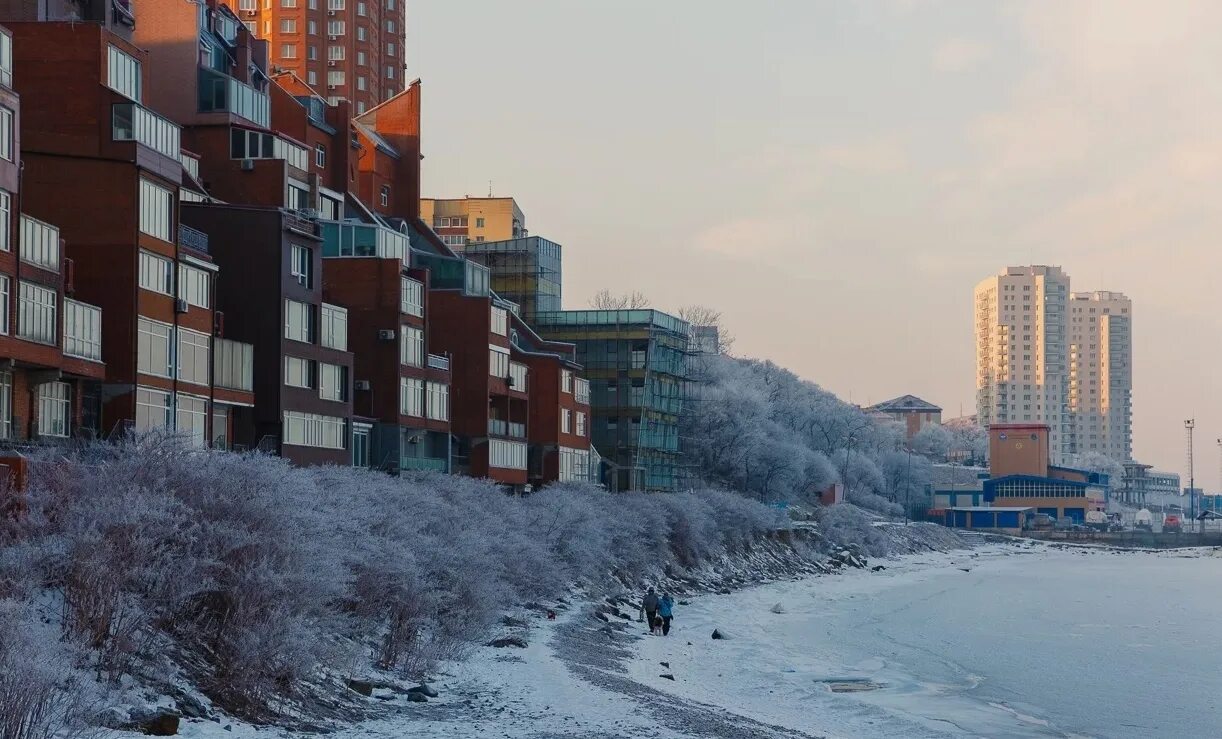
[868,395,942,413]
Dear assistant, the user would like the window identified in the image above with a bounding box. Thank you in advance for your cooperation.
[63,299,101,360]
[327,0,344,7]
[357,1,365,13]
[574,377,590,405]
[400,377,423,416]
[287,179,310,210]
[137,317,173,376]
[308,45,318,60]
[18,282,55,345]
[285,299,314,343]
[309,20,317,35]
[139,250,173,294]
[426,382,448,421]
[263,20,271,35]
[561,408,572,434]
[387,42,395,55]
[281,44,297,58]
[175,394,207,448]
[489,346,509,378]
[356,26,366,41]
[559,447,590,482]
[475,217,485,228]
[561,369,573,393]
[401,277,423,316]
[386,19,395,32]
[320,303,347,349]
[177,329,210,385]
[239,0,255,10]
[0,191,9,251]
[490,306,508,336]
[401,325,423,366]
[509,361,527,390]
[291,244,312,287]
[106,45,141,102]
[357,51,366,65]
[328,45,345,60]
[1,107,13,162]
[282,0,297,6]
[283,411,346,449]
[178,264,209,307]
[576,411,586,437]
[327,70,345,87]
[357,76,366,92]
[0,372,10,439]
[37,382,70,438]
[386,0,393,8]
[319,362,346,401]
[315,144,326,168]
[380,185,389,206]
[488,439,527,470]
[386,65,395,80]
[327,20,345,35]
[308,71,317,86]
[356,102,366,114]
[285,355,314,388]
[139,179,173,241]
[0,275,7,335]
[136,386,172,431]
[19,217,59,272]
[281,18,297,32]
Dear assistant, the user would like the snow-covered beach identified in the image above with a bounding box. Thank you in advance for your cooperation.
[163,542,1222,739]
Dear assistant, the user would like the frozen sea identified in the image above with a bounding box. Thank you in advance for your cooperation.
[632,543,1222,738]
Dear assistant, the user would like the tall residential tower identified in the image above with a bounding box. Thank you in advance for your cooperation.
[974,266,1132,466]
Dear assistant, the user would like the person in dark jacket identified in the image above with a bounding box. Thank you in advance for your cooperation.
[658,593,675,636]
[640,587,660,632]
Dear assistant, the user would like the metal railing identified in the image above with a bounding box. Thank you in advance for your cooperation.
[401,456,447,472]
[198,68,270,128]
[427,353,450,371]
[178,224,209,253]
[112,103,182,161]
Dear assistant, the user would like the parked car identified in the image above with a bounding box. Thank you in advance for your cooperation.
[1028,513,1055,530]
[1164,514,1183,534]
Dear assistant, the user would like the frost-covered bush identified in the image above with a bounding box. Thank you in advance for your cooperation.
[813,504,894,557]
[1,435,791,720]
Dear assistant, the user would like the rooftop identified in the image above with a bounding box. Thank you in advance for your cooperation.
[867,394,941,413]
[533,309,690,336]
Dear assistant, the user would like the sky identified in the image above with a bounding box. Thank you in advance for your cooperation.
[407,0,1222,478]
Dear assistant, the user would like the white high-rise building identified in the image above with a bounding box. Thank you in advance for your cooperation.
[974,266,1133,466]
[974,266,1070,463]
[1067,291,1133,460]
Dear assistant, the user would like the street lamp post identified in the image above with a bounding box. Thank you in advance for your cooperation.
[1186,419,1195,533]
[905,446,913,526]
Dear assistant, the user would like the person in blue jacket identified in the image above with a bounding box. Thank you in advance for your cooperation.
[658,593,675,636]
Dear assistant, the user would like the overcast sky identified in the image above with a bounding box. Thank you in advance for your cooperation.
[408,1,1222,479]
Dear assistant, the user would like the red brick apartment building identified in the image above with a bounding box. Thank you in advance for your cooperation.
[5,20,254,446]
[516,322,593,487]
[0,25,106,442]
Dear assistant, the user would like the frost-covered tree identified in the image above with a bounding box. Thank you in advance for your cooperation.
[911,424,954,461]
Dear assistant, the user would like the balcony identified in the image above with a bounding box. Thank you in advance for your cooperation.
[63,299,102,361]
[214,338,254,392]
[320,220,407,262]
[179,224,209,254]
[401,456,447,472]
[112,103,182,163]
[508,361,528,392]
[427,353,450,371]
[414,253,489,296]
[183,154,200,179]
[19,215,60,273]
[198,68,270,128]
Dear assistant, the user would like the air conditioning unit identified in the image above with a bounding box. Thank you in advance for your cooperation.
[328,60,336,66]
[377,329,396,341]
[354,380,371,391]
[175,298,189,314]
[327,9,336,15]
[241,9,255,16]
[240,158,254,171]
[328,34,338,40]
[328,84,338,90]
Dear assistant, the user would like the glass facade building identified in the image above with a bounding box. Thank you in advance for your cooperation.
[459,236,562,323]
[533,309,690,492]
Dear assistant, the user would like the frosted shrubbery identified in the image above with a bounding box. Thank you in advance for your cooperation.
[1,436,787,720]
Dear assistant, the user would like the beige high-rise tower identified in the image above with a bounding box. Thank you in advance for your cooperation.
[1068,291,1133,460]
[975,266,1071,464]
[975,266,1133,466]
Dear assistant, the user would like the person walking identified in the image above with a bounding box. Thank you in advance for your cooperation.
[658,593,675,636]
[640,587,660,633]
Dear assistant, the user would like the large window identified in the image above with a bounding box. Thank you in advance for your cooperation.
[291,244,311,287]
[0,191,9,252]
[0,275,8,335]
[0,371,10,440]
[139,251,173,294]
[20,216,59,272]
[135,386,172,431]
[401,326,423,367]
[18,282,55,345]
[559,447,591,482]
[491,306,508,336]
[177,328,210,385]
[283,411,346,449]
[139,179,173,241]
[426,382,448,421]
[320,303,346,350]
[576,411,587,437]
[574,377,590,405]
[561,369,574,393]
[400,377,423,417]
[214,338,254,391]
[488,439,527,470]
[319,362,346,402]
[508,362,527,391]
[137,317,173,377]
[63,299,102,361]
[285,355,314,388]
[178,263,210,308]
[37,382,70,438]
[561,408,572,434]
[401,277,423,316]
[175,394,207,448]
[0,107,10,162]
[489,346,509,378]
[285,299,313,343]
[107,44,142,102]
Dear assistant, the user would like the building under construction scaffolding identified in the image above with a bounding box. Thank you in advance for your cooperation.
[459,236,562,324]
[532,309,691,492]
